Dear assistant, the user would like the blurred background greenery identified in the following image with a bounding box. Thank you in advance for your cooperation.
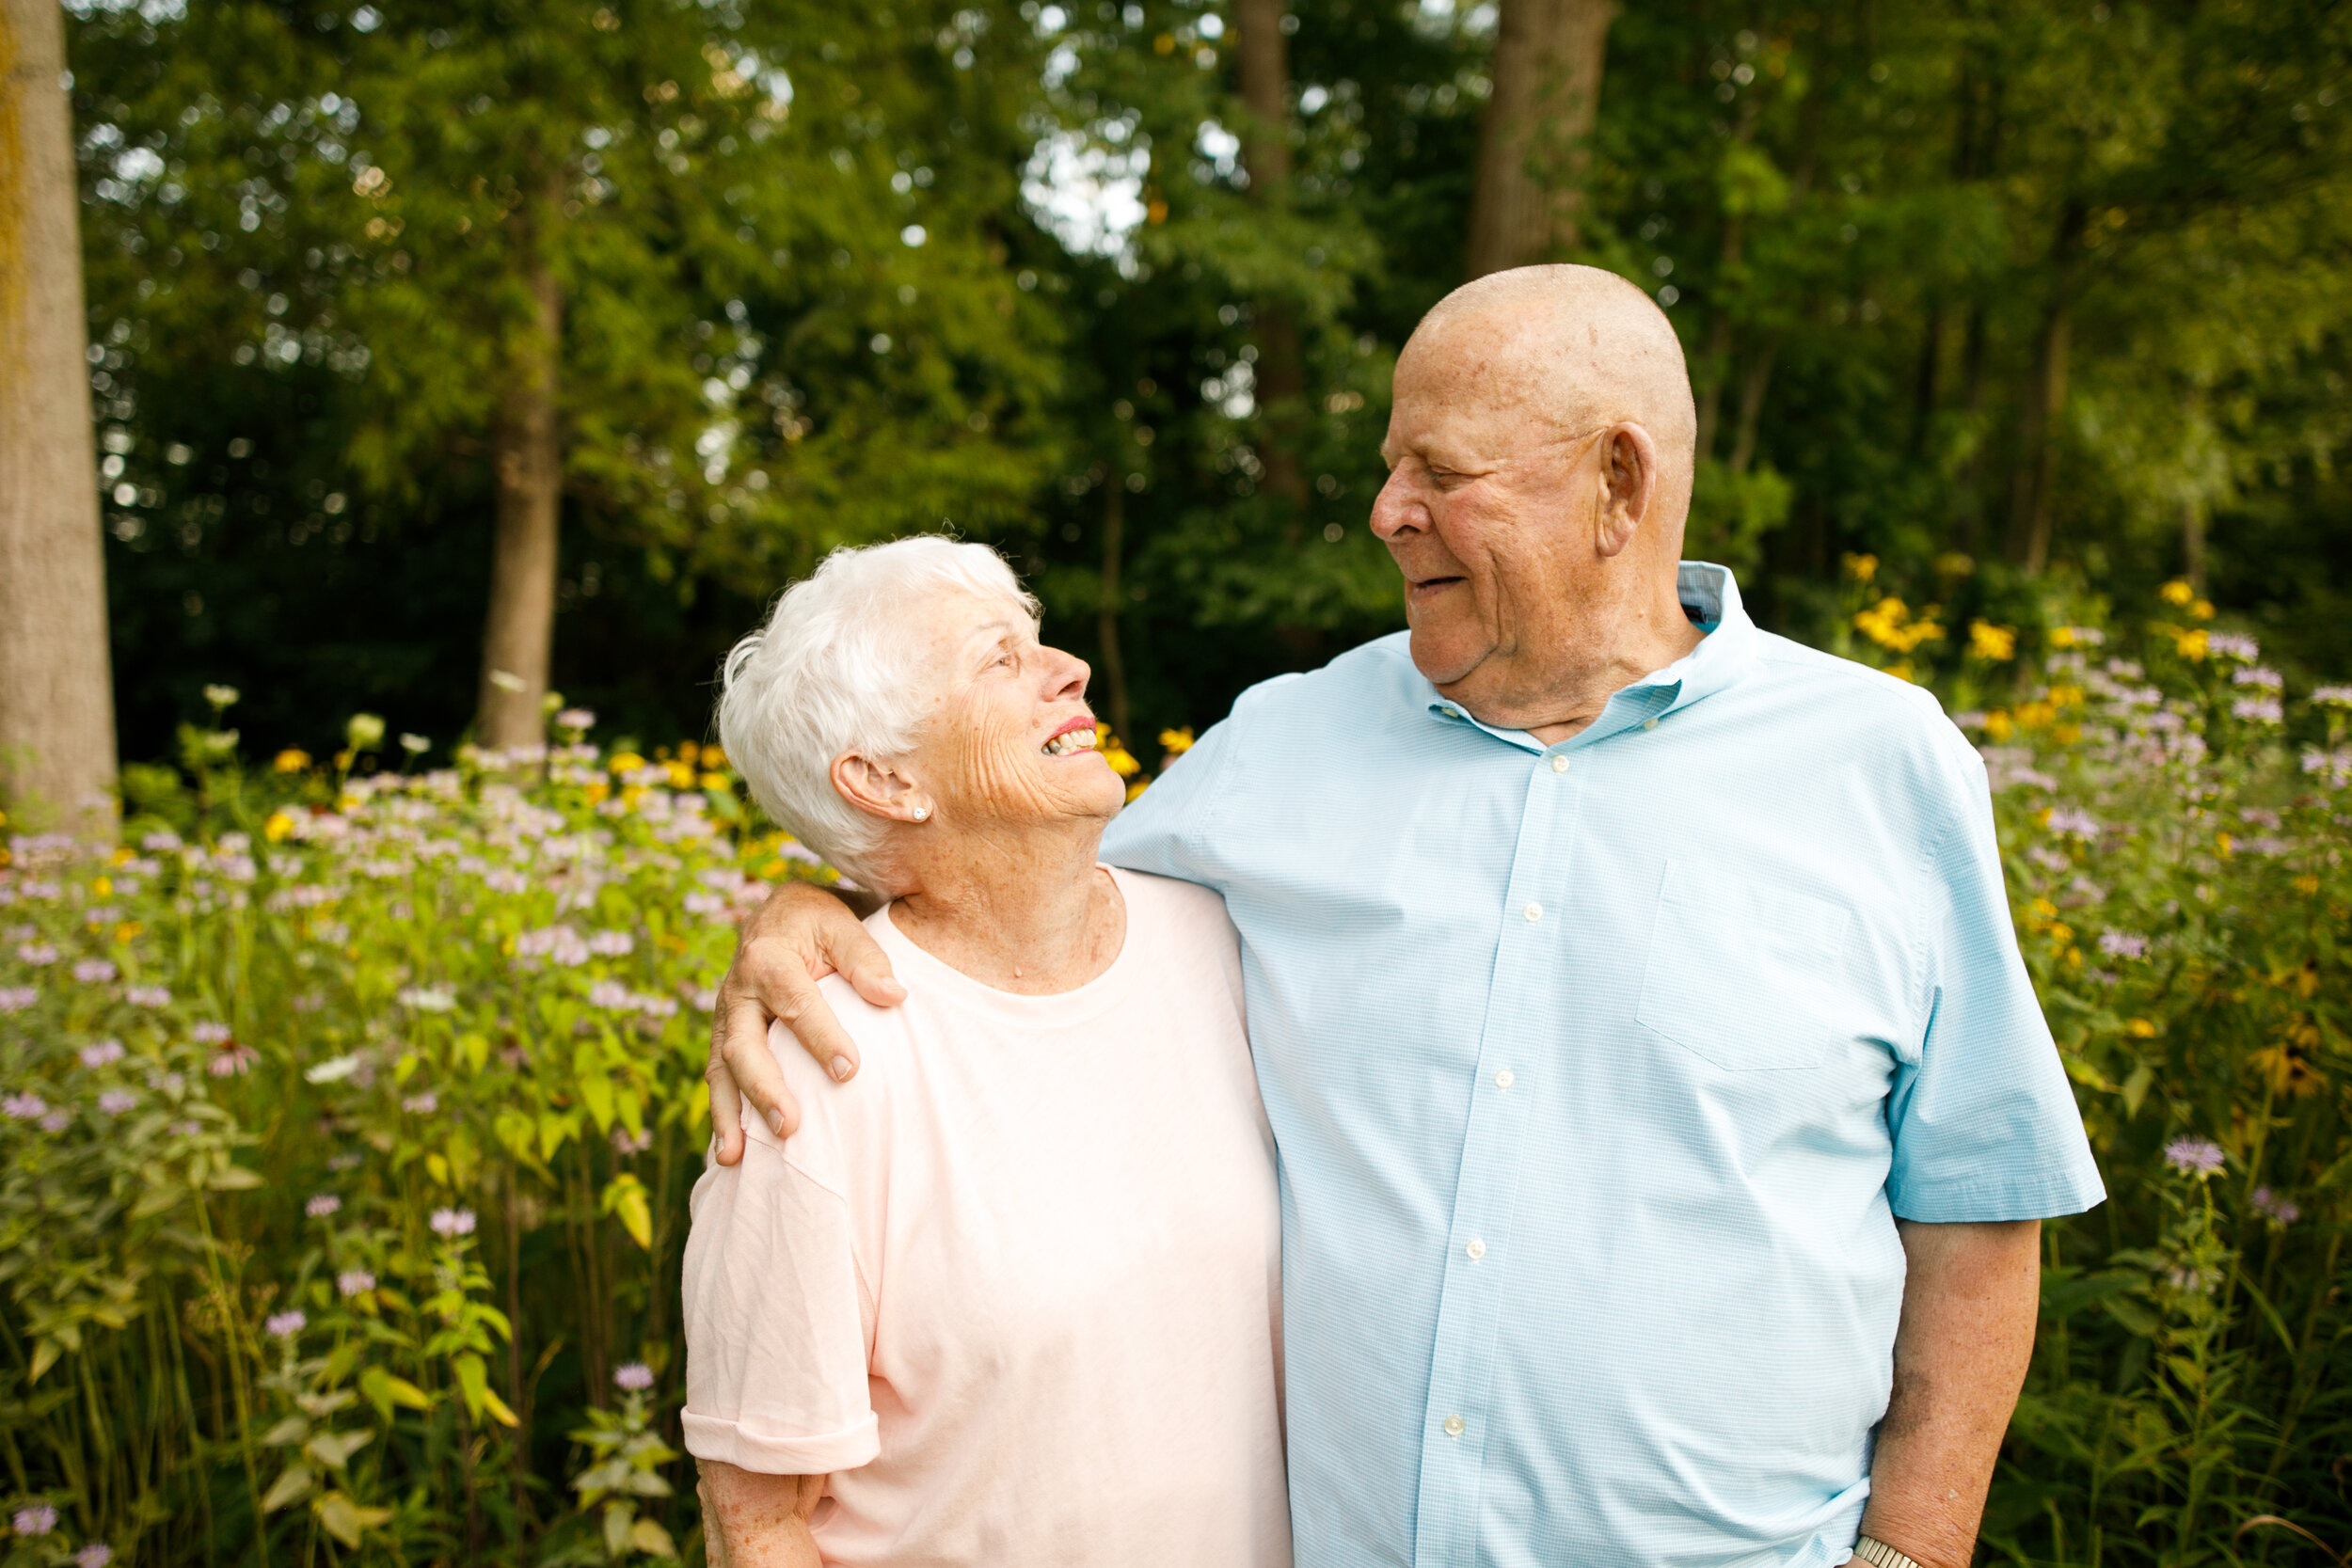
[68,0,2352,763]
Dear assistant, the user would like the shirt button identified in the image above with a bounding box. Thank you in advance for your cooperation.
[1494,1068,1515,1090]
[1523,902,1543,923]
[1443,1416,1466,1437]
[1549,754,1570,773]
[1643,718,1659,730]
[1466,1238,1486,1261]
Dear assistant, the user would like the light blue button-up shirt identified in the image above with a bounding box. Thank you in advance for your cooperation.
[1101,563,2104,1568]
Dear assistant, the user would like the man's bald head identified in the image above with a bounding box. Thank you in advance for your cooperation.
[1406,265,1697,535]
[1369,263,1708,738]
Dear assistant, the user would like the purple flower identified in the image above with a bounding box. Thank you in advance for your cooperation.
[2208,631,2260,662]
[191,1022,231,1045]
[14,942,56,966]
[555,707,597,732]
[2231,666,2283,689]
[264,1309,306,1339]
[71,959,118,985]
[336,1270,375,1297]
[0,988,36,1013]
[2164,1137,2226,1176]
[2233,696,2283,723]
[306,1194,342,1218]
[2,1093,48,1121]
[401,1091,438,1115]
[125,986,170,1007]
[39,1110,69,1132]
[586,930,635,958]
[2097,932,2148,959]
[2312,684,2352,708]
[588,980,636,1010]
[79,1039,125,1069]
[2046,808,2102,839]
[684,892,726,916]
[612,1126,654,1156]
[75,1544,114,1568]
[612,1362,655,1391]
[13,1504,56,1536]
[2251,1187,2301,1227]
[98,1090,138,1116]
[206,1044,258,1077]
[429,1207,477,1238]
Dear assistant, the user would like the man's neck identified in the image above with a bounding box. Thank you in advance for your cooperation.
[1443,600,1706,747]
[889,824,1123,995]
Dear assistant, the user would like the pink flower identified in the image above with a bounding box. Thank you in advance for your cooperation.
[191,1022,232,1045]
[2097,932,2148,959]
[0,988,36,1013]
[401,1091,438,1114]
[13,1505,56,1536]
[71,959,118,984]
[264,1310,306,1338]
[2251,1187,2301,1227]
[2,1093,48,1121]
[98,1090,138,1116]
[429,1207,476,1238]
[2164,1138,2226,1176]
[612,1362,654,1391]
[337,1270,376,1297]
[306,1194,342,1218]
[75,1544,114,1568]
[207,1045,258,1077]
[79,1039,125,1069]
[14,942,56,966]
[125,986,170,1007]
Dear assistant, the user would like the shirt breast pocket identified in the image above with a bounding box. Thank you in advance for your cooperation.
[1636,860,1854,1071]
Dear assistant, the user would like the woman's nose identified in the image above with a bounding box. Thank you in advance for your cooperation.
[1047,648,1090,700]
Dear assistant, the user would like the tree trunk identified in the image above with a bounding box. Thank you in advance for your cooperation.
[1465,0,1617,278]
[476,224,564,749]
[1727,339,1777,477]
[1097,474,1132,748]
[0,0,116,835]
[1233,0,1307,515]
[2008,202,2082,574]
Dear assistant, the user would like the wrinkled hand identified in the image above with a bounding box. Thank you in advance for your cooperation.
[706,883,904,1163]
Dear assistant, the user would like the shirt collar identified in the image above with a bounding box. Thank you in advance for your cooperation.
[1422,561,1760,752]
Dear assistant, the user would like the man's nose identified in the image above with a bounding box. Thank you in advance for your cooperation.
[1368,467,1424,542]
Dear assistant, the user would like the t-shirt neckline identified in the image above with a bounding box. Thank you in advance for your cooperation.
[874,864,1143,1027]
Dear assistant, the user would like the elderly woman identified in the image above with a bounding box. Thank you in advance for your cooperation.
[682,537,1289,1568]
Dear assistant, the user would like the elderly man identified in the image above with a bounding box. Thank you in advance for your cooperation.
[703,264,2103,1568]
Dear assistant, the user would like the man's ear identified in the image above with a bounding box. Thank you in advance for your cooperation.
[832,753,927,824]
[1594,423,1660,559]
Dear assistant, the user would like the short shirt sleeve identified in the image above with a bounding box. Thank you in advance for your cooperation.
[1884,733,2107,1223]
[1100,705,1247,888]
[680,1050,880,1475]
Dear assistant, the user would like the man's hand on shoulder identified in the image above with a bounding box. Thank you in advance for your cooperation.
[706,882,906,1163]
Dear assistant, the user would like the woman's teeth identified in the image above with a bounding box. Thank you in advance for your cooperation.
[1042,726,1099,758]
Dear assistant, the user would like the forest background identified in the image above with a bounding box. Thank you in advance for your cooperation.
[47,0,2352,776]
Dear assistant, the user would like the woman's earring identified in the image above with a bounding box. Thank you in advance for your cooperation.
[913,806,929,821]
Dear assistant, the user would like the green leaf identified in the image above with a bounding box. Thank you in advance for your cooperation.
[602,1173,653,1250]
[312,1490,392,1548]
[261,1464,314,1513]
[629,1517,679,1559]
[260,1414,311,1447]
[359,1366,435,1421]
[208,1164,263,1191]
[305,1429,373,1470]
[604,1501,636,1559]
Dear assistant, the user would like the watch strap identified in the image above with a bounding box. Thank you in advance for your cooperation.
[1853,1537,1927,1568]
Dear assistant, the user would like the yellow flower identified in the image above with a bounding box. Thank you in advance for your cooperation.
[1158,727,1195,755]
[609,752,647,773]
[1967,621,2016,661]
[2295,874,2321,895]
[585,780,611,804]
[1852,597,1944,654]
[2217,832,2234,856]
[275,748,312,772]
[2125,1018,2159,1038]
[264,812,297,842]
[700,771,732,792]
[2160,579,2195,606]
[1102,738,1142,778]
[666,759,697,789]
[1843,552,1879,583]
[1126,779,1150,802]
[2190,598,2215,622]
[115,921,143,944]
[2170,627,2208,660]
[677,740,702,766]
[1981,710,2014,741]
[703,744,729,768]
[90,876,111,896]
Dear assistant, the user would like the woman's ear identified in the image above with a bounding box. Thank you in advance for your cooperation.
[832,753,930,824]
[1593,423,1660,559]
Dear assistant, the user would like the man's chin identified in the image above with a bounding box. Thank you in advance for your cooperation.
[1406,627,1492,695]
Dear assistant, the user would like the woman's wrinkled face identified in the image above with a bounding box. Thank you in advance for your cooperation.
[900,590,1125,831]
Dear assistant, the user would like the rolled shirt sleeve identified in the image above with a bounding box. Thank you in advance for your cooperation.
[1884,731,2107,1223]
[681,1136,881,1475]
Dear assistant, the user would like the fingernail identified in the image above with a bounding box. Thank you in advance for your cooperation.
[830,1055,854,1083]
[766,1107,787,1136]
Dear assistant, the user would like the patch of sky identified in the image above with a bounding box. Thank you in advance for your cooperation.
[1023,117,1150,272]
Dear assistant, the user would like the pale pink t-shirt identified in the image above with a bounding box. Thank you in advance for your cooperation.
[681,867,1290,1568]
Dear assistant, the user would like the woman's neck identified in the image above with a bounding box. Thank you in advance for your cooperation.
[887,823,1123,995]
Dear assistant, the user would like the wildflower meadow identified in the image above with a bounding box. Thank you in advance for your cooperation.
[1,581,2348,1566]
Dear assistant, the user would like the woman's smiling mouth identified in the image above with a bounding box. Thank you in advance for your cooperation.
[1042,718,1100,757]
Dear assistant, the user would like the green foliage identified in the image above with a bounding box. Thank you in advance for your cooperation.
[0,720,827,1563]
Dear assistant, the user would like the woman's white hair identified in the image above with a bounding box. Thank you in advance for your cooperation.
[717,536,1038,891]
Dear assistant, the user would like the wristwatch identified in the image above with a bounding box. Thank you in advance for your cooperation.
[1852,1537,1926,1568]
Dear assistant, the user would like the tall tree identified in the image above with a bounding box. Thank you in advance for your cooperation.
[1233,0,1308,514]
[1465,0,1616,277]
[0,0,115,832]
